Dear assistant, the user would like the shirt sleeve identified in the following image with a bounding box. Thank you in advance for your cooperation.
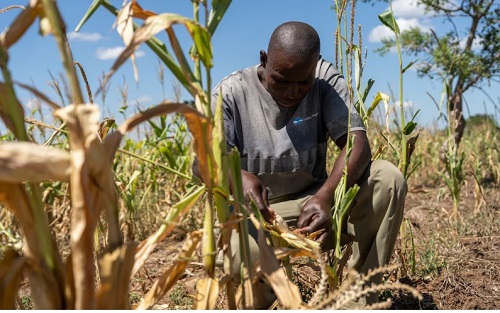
[318,60,366,142]
[211,84,238,151]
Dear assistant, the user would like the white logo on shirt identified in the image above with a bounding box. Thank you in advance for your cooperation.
[292,113,318,125]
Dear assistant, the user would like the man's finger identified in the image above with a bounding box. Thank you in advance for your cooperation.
[249,190,273,221]
[297,212,313,229]
[296,226,313,234]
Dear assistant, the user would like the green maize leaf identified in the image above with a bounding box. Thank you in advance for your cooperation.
[339,185,360,214]
[361,79,375,103]
[202,201,216,277]
[403,121,417,135]
[213,91,230,223]
[378,10,400,34]
[184,21,213,68]
[353,45,361,92]
[228,149,254,302]
[402,60,417,74]
[159,146,177,169]
[369,92,390,126]
[166,27,200,86]
[74,0,106,32]
[213,91,225,178]
[207,0,232,35]
[402,109,420,135]
[228,149,244,204]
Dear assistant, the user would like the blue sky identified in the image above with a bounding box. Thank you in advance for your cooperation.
[0,0,498,129]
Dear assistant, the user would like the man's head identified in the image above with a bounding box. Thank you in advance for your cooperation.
[260,21,320,108]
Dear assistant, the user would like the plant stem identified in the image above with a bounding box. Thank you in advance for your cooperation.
[41,0,83,104]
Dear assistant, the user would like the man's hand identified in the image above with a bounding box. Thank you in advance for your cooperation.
[241,170,274,221]
[296,194,334,250]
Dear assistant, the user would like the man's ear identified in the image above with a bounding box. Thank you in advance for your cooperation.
[260,50,267,68]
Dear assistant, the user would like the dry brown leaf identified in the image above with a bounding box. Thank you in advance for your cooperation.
[0,83,26,137]
[195,277,220,310]
[115,1,138,82]
[53,104,108,309]
[0,183,64,309]
[63,254,75,310]
[103,13,209,90]
[0,0,40,49]
[131,0,156,19]
[0,142,70,182]
[0,249,25,309]
[96,242,138,309]
[135,231,202,310]
[250,215,303,309]
[132,184,205,277]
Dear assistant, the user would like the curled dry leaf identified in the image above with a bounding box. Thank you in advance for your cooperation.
[135,230,202,310]
[269,213,321,252]
[0,249,25,309]
[103,13,212,87]
[54,103,119,309]
[115,1,138,82]
[0,183,64,309]
[0,0,40,49]
[96,242,138,309]
[130,0,156,20]
[132,184,205,277]
[0,142,71,182]
[249,214,303,310]
[195,277,220,310]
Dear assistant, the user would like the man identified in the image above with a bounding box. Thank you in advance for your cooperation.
[200,21,406,307]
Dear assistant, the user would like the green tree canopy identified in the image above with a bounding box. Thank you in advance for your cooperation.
[365,0,500,146]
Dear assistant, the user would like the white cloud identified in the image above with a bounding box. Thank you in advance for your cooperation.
[96,47,145,60]
[459,37,483,51]
[369,18,431,42]
[25,98,41,110]
[391,0,427,18]
[134,95,152,104]
[67,31,102,42]
[394,100,414,109]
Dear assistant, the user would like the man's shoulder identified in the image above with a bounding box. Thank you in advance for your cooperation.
[212,65,257,94]
[315,58,341,79]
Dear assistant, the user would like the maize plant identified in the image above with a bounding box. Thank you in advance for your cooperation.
[0,0,421,310]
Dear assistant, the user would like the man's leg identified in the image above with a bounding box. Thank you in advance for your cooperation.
[346,159,407,304]
[225,192,310,308]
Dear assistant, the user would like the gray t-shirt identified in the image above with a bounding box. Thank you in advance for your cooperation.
[212,59,365,199]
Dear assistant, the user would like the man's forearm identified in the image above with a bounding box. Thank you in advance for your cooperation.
[315,131,372,205]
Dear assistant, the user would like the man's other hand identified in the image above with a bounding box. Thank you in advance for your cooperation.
[296,195,334,251]
[241,170,273,221]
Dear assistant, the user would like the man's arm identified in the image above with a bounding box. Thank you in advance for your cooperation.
[316,130,371,205]
[192,155,274,221]
[296,130,372,249]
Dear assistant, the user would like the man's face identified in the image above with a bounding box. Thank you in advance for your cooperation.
[262,50,317,108]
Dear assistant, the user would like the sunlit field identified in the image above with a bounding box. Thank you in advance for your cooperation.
[1,0,499,310]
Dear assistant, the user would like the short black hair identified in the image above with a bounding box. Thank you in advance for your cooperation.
[268,21,320,58]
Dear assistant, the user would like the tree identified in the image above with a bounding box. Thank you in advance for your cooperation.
[366,0,500,147]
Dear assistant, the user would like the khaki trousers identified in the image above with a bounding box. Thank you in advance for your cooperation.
[229,159,407,307]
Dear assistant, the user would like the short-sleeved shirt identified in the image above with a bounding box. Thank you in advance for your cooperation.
[212,58,365,200]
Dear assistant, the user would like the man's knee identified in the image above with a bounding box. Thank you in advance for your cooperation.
[371,159,407,196]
